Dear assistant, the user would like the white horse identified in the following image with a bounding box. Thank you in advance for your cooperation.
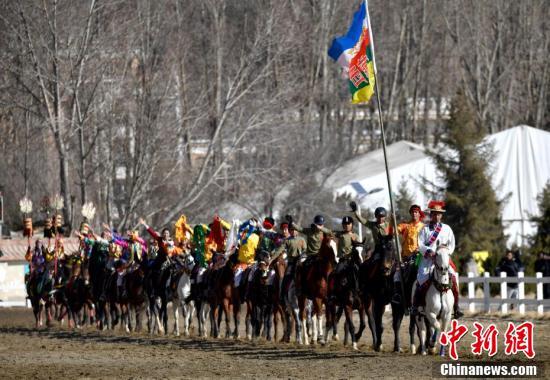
[169,254,196,337]
[416,246,454,356]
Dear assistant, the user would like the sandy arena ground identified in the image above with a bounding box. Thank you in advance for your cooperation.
[0,307,547,379]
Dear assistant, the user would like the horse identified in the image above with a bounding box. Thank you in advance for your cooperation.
[248,260,273,340]
[280,259,305,344]
[206,254,234,338]
[188,262,210,338]
[167,253,196,337]
[26,269,54,328]
[416,247,454,356]
[120,261,148,333]
[88,244,110,330]
[297,235,337,345]
[270,254,288,342]
[327,245,365,350]
[65,261,95,329]
[147,252,171,334]
[391,253,421,354]
[360,236,395,352]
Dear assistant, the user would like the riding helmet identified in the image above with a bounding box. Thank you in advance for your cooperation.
[374,207,387,218]
[341,216,353,225]
[313,214,325,225]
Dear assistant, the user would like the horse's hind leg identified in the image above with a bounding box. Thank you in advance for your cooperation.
[344,305,358,350]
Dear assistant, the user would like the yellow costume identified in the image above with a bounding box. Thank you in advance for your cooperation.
[397,221,424,259]
[237,233,259,266]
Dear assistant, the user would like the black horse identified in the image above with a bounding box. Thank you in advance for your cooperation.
[360,236,395,352]
[88,243,109,329]
[146,252,171,334]
[248,260,273,340]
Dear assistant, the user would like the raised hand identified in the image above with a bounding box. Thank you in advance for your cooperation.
[349,201,358,212]
[138,217,146,226]
[102,222,111,231]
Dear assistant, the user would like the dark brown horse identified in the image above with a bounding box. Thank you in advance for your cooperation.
[120,262,148,332]
[297,235,336,345]
[327,245,366,350]
[360,236,395,352]
[207,255,236,338]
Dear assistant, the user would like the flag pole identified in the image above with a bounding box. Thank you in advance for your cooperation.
[366,0,407,313]
[371,73,408,314]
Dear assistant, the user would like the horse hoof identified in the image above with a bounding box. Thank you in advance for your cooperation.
[246,334,252,341]
[410,345,417,355]
[421,351,427,356]
[332,334,339,341]
[428,347,436,355]
[394,347,403,353]
[353,342,358,351]
[174,332,180,337]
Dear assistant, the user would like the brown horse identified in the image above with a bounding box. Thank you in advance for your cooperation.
[270,255,288,342]
[207,255,243,339]
[360,235,395,352]
[297,235,336,345]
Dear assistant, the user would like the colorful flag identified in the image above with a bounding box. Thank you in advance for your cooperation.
[328,0,376,104]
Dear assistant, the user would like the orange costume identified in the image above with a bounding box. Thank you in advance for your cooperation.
[397,221,424,259]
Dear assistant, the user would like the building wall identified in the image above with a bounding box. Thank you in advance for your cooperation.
[0,261,27,302]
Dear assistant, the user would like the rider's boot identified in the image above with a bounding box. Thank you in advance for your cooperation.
[451,275,464,319]
[391,282,402,305]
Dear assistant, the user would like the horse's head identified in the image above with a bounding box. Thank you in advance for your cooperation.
[319,234,337,263]
[380,236,395,277]
[258,260,269,281]
[434,246,451,285]
[182,253,195,273]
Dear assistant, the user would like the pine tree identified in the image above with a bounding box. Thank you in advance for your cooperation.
[530,181,550,255]
[429,90,506,270]
[395,181,414,222]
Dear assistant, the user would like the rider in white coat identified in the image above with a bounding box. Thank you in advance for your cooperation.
[413,200,464,319]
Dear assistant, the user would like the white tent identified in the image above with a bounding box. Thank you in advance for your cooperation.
[326,125,550,247]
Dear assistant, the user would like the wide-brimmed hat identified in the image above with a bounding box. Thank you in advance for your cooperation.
[409,204,425,219]
[427,200,446,213]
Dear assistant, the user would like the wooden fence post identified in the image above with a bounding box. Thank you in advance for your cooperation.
[468,272,475,313]
[536,272,544,315]
[518,271,525,315]
[500,272,508,314]
[483,272,490,313]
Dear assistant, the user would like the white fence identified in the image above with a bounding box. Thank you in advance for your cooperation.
[459,272,550,315]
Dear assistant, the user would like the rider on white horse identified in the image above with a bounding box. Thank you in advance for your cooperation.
[412,200,464,319]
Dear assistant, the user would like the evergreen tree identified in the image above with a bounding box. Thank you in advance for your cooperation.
[395,181,414,222]
[429,90,506,270]
[530,181,550,255]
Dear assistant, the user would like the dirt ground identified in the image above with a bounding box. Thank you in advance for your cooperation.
[0,307,547,379]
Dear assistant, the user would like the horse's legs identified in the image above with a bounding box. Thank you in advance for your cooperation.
[356,304,366,343]
[391,302,404,353]
[265,305,272,341]
[223,298,231,339]
[298,296,309,345]
[373,300,385,352]
[365,298,377,350]
[232,299,240,339]
[172,300,180,336]
[409,314,418,354]
[153,297,164,334]
[416,315,428,355]
[344,304,358,350]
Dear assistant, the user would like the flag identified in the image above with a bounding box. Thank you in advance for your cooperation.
[328,0,376,104]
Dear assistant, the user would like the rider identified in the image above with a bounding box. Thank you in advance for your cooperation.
[350,202,394,258]
[247,217,278,288]
[413,200,463,319]
[234,219,260,288]
[288,214,333,296]
[333,216,360,292]
[25,239,48,297]
[268,222,305,295]
[391,204,425,304]
[112,228,147,299]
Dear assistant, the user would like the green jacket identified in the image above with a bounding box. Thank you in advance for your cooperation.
[335,231,358,258]
[272,236,306,262]
[353,210,393,247]
[293,223,332,256]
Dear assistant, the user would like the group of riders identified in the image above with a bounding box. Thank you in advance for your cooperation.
[24,198,463,332]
